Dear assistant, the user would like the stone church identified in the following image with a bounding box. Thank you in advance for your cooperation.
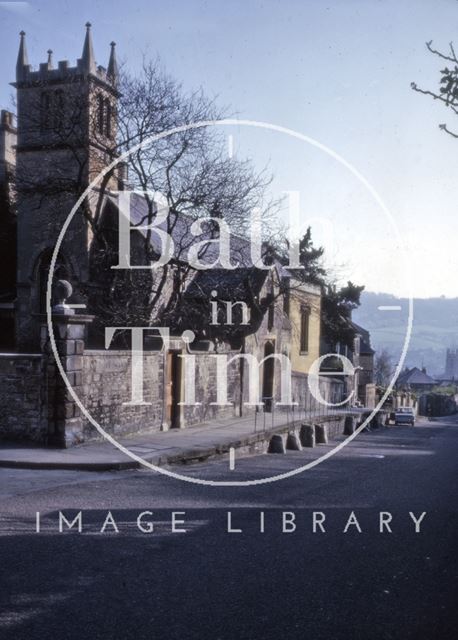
[0,25,334,447]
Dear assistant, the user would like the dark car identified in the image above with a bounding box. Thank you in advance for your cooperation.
[394,407,415,426]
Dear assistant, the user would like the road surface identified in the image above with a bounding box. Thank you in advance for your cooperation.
[0,417,457,639]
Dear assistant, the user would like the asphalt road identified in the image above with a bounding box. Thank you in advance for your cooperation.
[0,418,457,640]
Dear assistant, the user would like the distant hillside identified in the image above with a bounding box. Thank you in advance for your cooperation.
[353,292,458,376]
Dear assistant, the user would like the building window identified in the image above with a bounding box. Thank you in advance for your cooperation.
[282,277,290,317]
[267,284,275,332]
[97,95,112,138]
[97,94,105,135]
[105,100,112,137]
[267,303,274,331]
[300,307,310,353]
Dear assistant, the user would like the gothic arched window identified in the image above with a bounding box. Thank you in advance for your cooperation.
[105,99,112,137]
[96,94,113,138]
[97,94,105,135]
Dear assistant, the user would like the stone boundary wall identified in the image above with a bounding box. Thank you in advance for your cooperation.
[81,350,164,439]
[81,349,242,440]
[291,371,344,412]
[0,349,347,445]
[0,353,47,442]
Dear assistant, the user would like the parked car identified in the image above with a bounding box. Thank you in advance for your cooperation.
[394,407,415,426]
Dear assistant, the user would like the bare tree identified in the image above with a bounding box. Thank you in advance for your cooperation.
[411,40,458,138]
[88,59,283,340]
[375,348,393,387]
[13,58,284,344]
[16,58,361,353]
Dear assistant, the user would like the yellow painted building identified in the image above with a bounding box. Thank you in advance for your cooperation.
[285,277,322,375]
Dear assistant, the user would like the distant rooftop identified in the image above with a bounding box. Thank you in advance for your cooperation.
[397,366,436,386]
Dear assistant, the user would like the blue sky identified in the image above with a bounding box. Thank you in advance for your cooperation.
[1,0,457,298]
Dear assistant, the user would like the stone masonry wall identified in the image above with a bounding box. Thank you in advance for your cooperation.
[78,352,344,442]
[0,349,346,446]
[182,351,244,425]
[0,354,47,441]
[81,349,243,440]
[81,350,164,439]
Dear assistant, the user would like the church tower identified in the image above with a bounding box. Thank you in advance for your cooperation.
[0,109,17,348]
[13,24,119,350]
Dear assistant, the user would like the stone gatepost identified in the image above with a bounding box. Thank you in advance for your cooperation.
[343,415,355,435]
[40,280,93,448]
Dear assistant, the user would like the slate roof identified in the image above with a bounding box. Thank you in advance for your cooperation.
[104,193,321,312]
[107,192,253,267]
[359,337,375,356]
[397,367,436,386]
[184,267,268,301]
[351,321,370,342]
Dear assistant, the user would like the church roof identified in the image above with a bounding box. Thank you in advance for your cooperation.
[107,192,323,301]
[110,191,253,268]
[184,267,268,301]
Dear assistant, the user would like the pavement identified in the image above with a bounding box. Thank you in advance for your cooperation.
[0,407,362,471]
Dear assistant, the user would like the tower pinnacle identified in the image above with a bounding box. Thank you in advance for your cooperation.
[81,21,96,74]
[107,41,118,84]
[16,31,29,82]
